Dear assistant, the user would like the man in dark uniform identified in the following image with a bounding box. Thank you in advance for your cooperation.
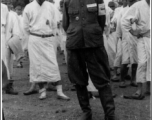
[63,0,116,120]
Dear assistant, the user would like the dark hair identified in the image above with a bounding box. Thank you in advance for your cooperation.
[118,1,123,6]
[108,1,115,7]
[60,0,64,8]
[14,1,25,8]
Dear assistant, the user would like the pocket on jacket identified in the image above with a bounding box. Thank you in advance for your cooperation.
[87,7,97,13]
[68,9,79,15]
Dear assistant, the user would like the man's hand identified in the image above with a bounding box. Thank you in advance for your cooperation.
[129,29,142,38]
[130,18,138,24]
[110,23,116,33]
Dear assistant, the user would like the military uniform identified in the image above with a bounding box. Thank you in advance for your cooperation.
[63,0,116,120]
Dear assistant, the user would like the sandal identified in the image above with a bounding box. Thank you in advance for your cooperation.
[123,93,145,100]
[125,75,131,80]
[145,91,150,95]
[132,93,145,100]
[119,82,127,88]
[130,82,138,87]
[111,76,120,82]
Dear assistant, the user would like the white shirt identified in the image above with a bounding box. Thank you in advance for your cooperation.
[122,0,150,35]
[116,6,129,38]
[105,7,113,26]
[111,6,123,24]
[23,0,57,35]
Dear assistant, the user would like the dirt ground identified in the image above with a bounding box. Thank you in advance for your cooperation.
[3,52,150,120]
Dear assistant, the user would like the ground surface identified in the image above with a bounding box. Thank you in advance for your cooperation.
[3,52,150,120]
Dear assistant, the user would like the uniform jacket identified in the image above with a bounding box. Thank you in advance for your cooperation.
[63,0,106,49]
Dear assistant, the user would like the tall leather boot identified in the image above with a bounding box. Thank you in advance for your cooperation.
[98,84,116,120]
[5,82,18,95]
[75,85,92,120]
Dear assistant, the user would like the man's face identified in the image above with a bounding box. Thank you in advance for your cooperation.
[7,4,14,11]
[122,0,128,7]
[60,0,64,8]
[15,6,22,15]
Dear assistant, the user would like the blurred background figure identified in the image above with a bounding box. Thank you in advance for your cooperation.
[1,2,18,95]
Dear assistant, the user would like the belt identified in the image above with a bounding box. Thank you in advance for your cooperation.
[138,31,150,38]
[30,33,54,38]
[142,31,150,38]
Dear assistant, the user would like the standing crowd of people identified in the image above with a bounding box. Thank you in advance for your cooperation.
[2,0,150,120]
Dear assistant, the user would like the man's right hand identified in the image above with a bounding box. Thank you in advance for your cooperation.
[129,29,141,38]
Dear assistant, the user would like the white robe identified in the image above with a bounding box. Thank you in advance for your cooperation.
[103,7,112,54]
[122,0,150,82]
[5,11,23,79]
[104,7,113,37]
[6,11,21,44]
[18,15,29,51]
[111,7,123,68]
[23,0,61,83]
[52,5,63,54]
[121,6,138,64]
[87,77,97,92]
[113,6,128,67]
[1,3,9,66]
[111,6,123,25]
[106,7,122,69]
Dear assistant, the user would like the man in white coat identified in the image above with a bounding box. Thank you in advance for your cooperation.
[6,3,24,79]
[105,2,117,70]
[123,0,150,99]
[112,0,128,82]
[1,3,18,95]
[14,4,26,68]
[58,0,68,64]
[119,0,138,88]
[23,0,70,100]
[1,3,8,66]
[15,5,26,50]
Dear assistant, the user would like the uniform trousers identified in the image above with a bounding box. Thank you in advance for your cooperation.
[67,47,111,89]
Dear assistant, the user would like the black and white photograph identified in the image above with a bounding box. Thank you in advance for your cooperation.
[1,0,151,120]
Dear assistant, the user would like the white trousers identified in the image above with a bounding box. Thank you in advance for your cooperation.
[136,37,151,83]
